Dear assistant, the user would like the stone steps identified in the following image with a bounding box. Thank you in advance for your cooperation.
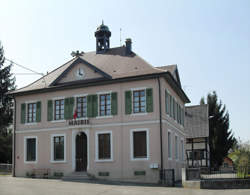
[62,172,93,181]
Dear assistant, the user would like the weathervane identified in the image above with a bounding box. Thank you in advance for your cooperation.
[71,50,84,57]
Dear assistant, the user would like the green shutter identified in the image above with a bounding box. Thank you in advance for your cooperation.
[87,95,93,117]
[92,95,98,117]
[36,101,41,122]
[165,90,169,114]
[169,96,172,117]
[125,91,132,114]
[111,92,118,115]
[64,97,74,120]
[146,88,153,113]
[21,103,26,124]
[47,100,53,121]
[64,98,69,119]
[69,97,74,119]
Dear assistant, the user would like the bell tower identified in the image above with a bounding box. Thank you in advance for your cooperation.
[95,21,111,53]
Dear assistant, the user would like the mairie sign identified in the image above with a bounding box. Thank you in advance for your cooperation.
[68,119,89,126]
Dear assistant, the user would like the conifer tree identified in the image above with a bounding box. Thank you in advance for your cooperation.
[200,91,236,167]
[0,42,15,163]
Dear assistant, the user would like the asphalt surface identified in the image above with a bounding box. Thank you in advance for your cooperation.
[0,175,250,195]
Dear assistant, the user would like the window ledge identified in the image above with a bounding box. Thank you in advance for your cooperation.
[24,122,38,126]
[96,115,113,119]
[131,157,149,161]
[24,161,37,164]
[75,117,88,120]
[130,112,148,116]
[95,159,113,163]
[50,120,66,123]
[50,160,67,164]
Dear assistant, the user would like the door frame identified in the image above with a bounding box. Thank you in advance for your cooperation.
[72,129,89,171]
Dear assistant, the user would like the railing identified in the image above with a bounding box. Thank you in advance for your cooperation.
[200,166,250,180]
[160,169,175,186]
[0,163,12,172]
[186,168,200,180]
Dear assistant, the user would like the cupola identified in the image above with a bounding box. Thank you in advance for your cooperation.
[95,21,111,53]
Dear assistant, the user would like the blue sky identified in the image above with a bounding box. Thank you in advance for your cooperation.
[1,0,249,141]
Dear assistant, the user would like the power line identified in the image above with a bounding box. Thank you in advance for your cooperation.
[13,73,42,75]
[5,58,44,76]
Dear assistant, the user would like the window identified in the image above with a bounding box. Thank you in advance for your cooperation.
[99,94,111,116]
[133,90,146,113]
[165,90,169,115]
[96,131,112,161]
[27,103,36,123]
[76,96,87,118]
[51,134,66,162]
[173,99,176,120]
[181,139,184,161]
[170,95,173,117]
[54,99,64,120]
[175,135,178,160]
[131,129,149,160]
[24,136,37,163]
[168,131,172,159]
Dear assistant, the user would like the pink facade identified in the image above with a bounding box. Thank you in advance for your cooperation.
[12,23,190,183]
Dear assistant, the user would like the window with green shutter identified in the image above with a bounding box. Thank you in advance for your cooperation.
[21,103,26,124]
[125,91,132,114]
[165,90,169,115]
[111,92,118,115]
[87,95,98,118]
[92,95,98,117]
[36,101,41,122]
[87,95,93,117]
[169,95,173,118]
[47,100,53,121]
[64,97,74,120]
[146,88,153,113]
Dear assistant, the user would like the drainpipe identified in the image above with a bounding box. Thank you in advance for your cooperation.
[12,96,16,177]
[157,77,163,180]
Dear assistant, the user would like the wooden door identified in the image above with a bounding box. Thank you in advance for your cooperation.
[76,132,87,171]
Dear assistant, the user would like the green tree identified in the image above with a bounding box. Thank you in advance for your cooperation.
[200,91,236,167]
[0,41,15,163]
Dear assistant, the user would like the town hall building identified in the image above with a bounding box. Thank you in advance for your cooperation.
[10,23,190,183]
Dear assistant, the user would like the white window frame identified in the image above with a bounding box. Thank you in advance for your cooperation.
[24,136,38,164]
[74,94,88,120]
[24,100,38,125]
[165,89,170,117]
[96,91,113,119]
[95,130,113,162]
[180,138,184,161]
[130,87,147,115]
[50,133,66,163]
[50,96,66,123]
[168,130,172,160]
[130,128,150,161]
[175,134,179,161]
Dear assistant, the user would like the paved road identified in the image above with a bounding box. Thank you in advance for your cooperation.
[0,176,250,195]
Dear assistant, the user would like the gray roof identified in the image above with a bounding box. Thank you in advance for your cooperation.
[10,46,190,103]
[185,104,209,138]
[12,47,164,94]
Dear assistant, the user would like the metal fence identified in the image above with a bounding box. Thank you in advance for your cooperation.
[160,169,175,186]
[200,166,250,180]
[0,163,12,172]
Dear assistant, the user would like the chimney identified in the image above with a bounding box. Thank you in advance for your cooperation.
[125,38,132,55]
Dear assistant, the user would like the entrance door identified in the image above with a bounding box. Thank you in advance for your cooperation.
[75,132,87,171]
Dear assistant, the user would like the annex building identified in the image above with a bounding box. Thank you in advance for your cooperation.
[10,23,190,183]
